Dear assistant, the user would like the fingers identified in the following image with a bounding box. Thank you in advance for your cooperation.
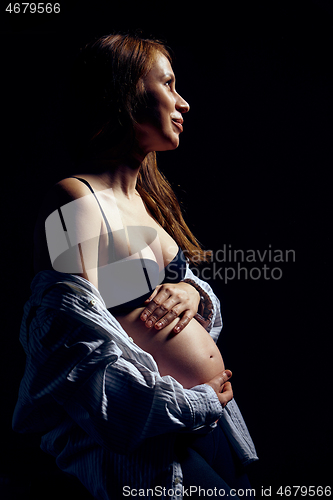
[172,314,192,333]
[205,370,233,408]
[140,286,168,322]
[217,381,233,408]
[154,309,179,329]
[143,287,158,304]
[205,370,232,390]
[212,369,232,389]
[140,285,194,330]
[141,300,177,328]
[144,305,194,332]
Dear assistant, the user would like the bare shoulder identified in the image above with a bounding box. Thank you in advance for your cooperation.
[37,177,97,221]
[48,176,92,206]
[33,177,103,274]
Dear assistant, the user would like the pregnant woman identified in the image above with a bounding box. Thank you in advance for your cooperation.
[13,33,258,499]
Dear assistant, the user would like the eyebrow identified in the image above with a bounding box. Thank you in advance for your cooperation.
[163,72,175,81]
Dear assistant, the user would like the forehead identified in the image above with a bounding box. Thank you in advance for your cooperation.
[145,53,174,80]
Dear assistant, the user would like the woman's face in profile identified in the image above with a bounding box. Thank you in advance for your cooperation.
[134,53,190,154]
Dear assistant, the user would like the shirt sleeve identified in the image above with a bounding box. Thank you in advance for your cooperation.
[13,303,222,455]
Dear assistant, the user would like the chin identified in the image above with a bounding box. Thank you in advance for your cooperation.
[164,142,179,151]
[159,136,180,151]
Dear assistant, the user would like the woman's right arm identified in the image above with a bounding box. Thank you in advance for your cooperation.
[62,338,232,453]
[13,290,232,455]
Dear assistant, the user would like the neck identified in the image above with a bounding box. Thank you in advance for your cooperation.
[76,149,146,200]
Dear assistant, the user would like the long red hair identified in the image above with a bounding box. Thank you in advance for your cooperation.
[67,33,210,264]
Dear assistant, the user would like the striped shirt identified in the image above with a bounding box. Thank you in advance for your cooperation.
[12,265,258,499]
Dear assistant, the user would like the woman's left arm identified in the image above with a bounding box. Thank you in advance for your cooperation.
[140,266,220,337]
[140,281,201,333]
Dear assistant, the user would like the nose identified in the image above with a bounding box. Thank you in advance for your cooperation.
[176,93,190,114]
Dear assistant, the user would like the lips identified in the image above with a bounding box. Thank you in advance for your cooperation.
[171,118,184,132]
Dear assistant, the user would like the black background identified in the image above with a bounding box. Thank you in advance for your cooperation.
[1,1,332,498]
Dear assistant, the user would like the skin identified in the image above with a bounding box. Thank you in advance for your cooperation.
[134,54,200,332]
[34,52,233,404]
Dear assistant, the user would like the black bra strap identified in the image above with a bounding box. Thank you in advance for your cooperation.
[70,177,112,233]
[70,176,115,262]
[69,177,153,293]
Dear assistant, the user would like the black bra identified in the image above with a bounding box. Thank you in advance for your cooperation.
[70,177,186,313]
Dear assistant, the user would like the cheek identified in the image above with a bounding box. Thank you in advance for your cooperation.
[146,103,167,128]
[139,109,171,139]
[141,91,173,128]
[134,94,177,150]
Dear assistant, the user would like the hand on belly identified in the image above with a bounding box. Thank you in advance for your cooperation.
[115,307,225,389]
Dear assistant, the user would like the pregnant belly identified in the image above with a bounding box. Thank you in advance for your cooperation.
[115,308,225,389]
